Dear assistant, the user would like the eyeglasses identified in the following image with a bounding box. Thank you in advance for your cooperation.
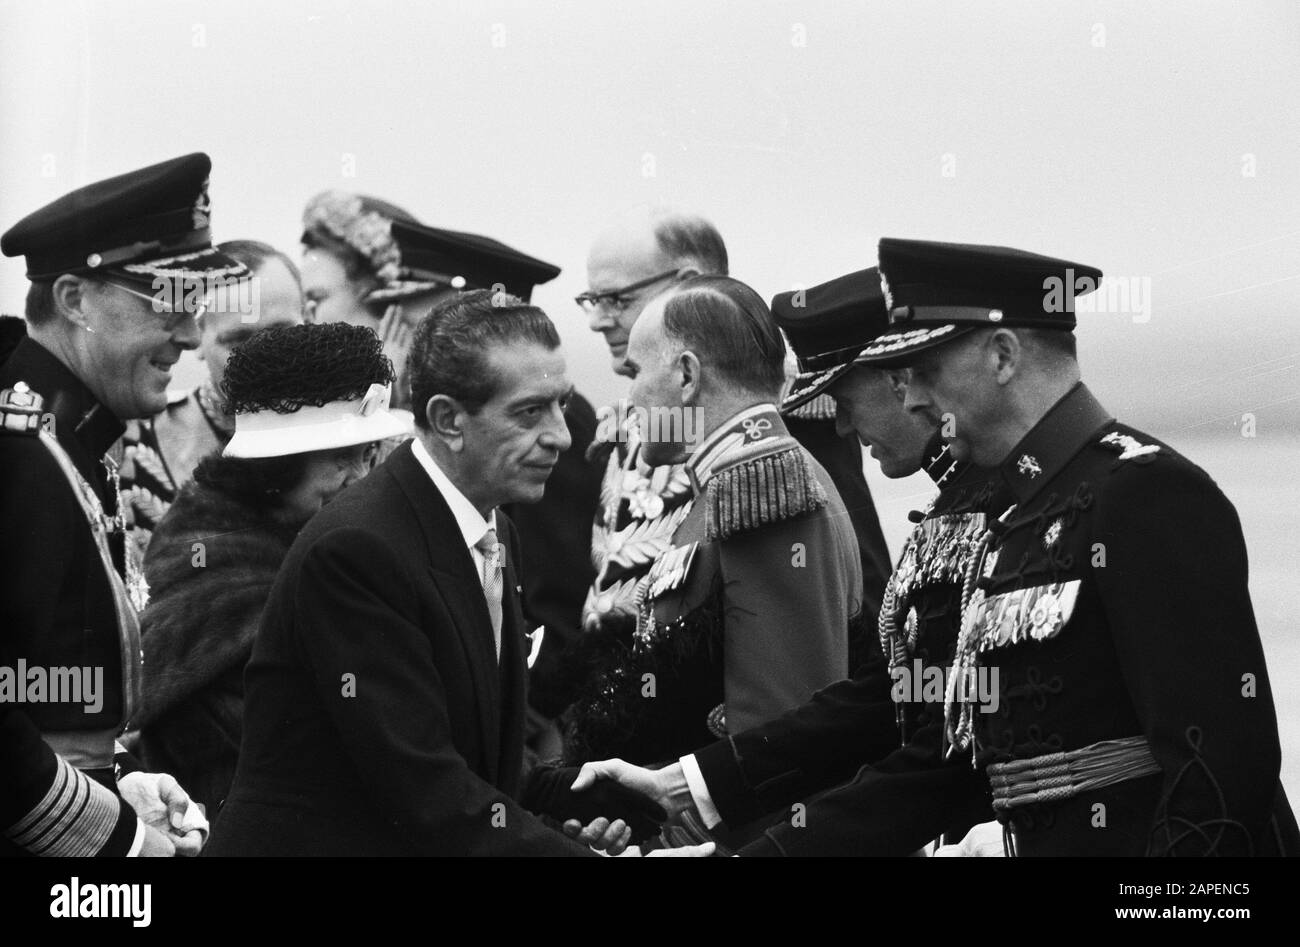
[103,279,210,330]
[574,269,682,314]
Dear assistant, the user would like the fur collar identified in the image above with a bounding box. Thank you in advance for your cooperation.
[135,483,302,725]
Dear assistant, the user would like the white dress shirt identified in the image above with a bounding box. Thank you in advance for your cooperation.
[410,438,500,658]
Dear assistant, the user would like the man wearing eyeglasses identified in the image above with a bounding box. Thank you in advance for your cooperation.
[0,153,240,856]
[115,240,304,556]
[559,207,894,761]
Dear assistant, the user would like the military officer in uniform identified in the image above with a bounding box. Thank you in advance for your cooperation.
[560,212,893,759]
[562,276,862,772]
[1,153,237,855]
[2,706,148,855]
[573,266,1005,853]
[853,237,1298,855]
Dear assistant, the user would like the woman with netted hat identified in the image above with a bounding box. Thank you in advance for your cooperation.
[133,322,411,818]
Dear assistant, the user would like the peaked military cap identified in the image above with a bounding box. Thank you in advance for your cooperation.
[379,220,561,304]
[772,267,891,412]
[1,152,247,285]
[302,190,560,304]
[857,238,1103,366]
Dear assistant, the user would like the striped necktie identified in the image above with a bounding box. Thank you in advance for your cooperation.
[475,527,503,660]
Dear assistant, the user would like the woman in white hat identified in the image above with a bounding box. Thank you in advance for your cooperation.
[133,322,411,818]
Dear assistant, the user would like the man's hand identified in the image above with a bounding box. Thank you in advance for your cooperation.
[118,772,208,856]
[571,759,691,819]
[137,823,177,857]
[562,817,632,855]
[525,764,665,841]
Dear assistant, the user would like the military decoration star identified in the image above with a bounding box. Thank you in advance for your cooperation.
[125,568,151,613]
[1042,517,1064,550]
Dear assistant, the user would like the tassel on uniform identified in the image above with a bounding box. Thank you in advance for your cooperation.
[704,441,827,542]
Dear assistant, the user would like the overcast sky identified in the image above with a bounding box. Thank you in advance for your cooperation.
[2,0,1297,442]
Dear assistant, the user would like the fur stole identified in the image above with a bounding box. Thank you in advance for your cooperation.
[135,482,301,727]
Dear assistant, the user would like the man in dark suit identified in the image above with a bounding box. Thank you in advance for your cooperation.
[208,289,693,856]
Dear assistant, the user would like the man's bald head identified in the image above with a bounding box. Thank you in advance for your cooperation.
[585,206,728,377]
[589,205,728,277]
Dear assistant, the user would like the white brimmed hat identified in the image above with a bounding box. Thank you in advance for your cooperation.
[224,382,413,459]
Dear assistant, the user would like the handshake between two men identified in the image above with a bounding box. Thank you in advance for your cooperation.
[558,759,717,857]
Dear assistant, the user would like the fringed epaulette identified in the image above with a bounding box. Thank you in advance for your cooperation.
[783,392,836,421]
[703,437,827,542]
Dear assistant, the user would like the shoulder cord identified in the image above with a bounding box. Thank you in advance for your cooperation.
[34,429,142,732]
[944,504,1017,760]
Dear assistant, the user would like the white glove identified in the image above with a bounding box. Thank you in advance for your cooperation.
[931,820,1006,857]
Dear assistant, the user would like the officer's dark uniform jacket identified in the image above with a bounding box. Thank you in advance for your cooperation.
[1,338,142,855]
[563,404,861,766]
[689,435,1005,851]
[951,382,1298,856]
